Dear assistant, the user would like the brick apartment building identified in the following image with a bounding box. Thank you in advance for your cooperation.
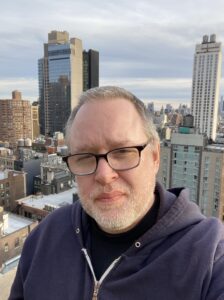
[0,206,38,272]
[0,170,26,212]
[0,91,32,148]
[0,148,15,170]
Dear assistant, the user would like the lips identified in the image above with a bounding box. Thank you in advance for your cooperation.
[95,191,124,203]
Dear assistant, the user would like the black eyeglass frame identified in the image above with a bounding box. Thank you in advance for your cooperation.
[62,141,150,176]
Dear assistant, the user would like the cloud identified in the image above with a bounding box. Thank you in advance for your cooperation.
[0,78,38,102]
[0,76,192,107]
[101,77,192,103]
[1,0,224,107]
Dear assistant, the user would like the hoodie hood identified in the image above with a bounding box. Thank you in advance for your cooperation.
[154,182,205,237]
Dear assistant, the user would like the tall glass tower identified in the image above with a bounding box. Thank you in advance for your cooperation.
[38,31,83,136]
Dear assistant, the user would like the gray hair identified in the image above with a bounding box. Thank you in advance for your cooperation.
[65,86,159,149]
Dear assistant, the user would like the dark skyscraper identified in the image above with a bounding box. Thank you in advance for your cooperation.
[83,49,99,91]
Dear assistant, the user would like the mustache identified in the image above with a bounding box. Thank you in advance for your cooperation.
[91,184,130,198]
[78,183,131,200]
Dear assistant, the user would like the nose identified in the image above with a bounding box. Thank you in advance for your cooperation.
[94,157,119,185]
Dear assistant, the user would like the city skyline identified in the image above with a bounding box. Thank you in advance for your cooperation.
[1,0,224,108]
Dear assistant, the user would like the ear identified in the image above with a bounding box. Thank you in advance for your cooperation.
[151,142,160,174]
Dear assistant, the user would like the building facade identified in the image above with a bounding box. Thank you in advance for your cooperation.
[191,34,222,141]
[199,145,224,218]
[0,170,26,212]
[38,30,83,136]
[0,91,32,148]
[14,152,42,196]
[0,148,15,171]
[31,102,40,140]
[170,132,206,204]
[83,49,99,91]
[16,188,77,222]
[158,131,224,221]
[0,206,38,272]
[33,153,72,195]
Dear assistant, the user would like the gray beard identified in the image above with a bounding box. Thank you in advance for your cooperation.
[77,180,156,233]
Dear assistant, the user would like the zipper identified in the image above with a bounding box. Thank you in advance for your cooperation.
[82,248,121,300]
[92,282,100,300]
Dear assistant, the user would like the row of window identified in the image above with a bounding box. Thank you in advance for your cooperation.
[3,235,27,252]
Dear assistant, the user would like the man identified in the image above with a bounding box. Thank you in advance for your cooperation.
[9,86,224,299]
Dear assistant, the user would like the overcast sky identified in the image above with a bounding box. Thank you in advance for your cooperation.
[1,0,224,108]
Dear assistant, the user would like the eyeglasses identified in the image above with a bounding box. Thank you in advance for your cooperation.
[63,141,150,176]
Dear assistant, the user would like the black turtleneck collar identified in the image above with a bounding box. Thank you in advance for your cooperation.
[89,194,160,279]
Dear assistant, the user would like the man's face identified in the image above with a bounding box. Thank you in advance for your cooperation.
[70,98,160,233]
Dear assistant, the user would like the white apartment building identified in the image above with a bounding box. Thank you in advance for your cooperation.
[191,34,222,141]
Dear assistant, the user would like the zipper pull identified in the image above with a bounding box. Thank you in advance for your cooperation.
[92,281,100,300]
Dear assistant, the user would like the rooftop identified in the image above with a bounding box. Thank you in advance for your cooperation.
[3,213,35,235]
[17,188,77,210]
[0,170,22,180]
[206,144,224,152]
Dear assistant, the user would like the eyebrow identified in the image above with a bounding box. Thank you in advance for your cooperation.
[71,139,139,154]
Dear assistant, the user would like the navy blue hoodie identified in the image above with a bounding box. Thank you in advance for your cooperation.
[9,183,224,300]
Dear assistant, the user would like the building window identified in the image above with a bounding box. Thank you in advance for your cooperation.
[4,243,9,252]
[15,237,20,248]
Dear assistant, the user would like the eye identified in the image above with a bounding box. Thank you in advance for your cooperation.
[111,148,137,158]
[73,154,94,162]
[118,148,134,153]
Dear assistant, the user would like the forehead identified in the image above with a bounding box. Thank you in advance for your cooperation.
[70,98,147,151]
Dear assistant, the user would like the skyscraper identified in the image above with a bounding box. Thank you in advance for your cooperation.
[0,91,32,148]
[191,34,222,141]
[83,49,99,91]
[38,31,83,136]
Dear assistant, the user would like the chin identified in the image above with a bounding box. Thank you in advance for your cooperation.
[91,208,140,233]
